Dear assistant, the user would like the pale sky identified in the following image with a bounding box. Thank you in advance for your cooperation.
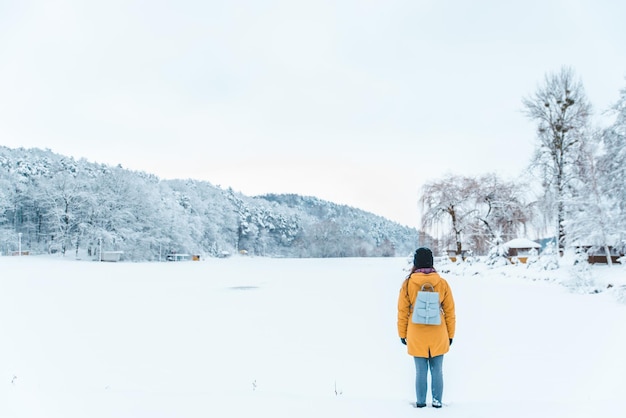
[1,0,625,228]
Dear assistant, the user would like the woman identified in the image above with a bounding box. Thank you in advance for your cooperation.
[397,247,456,408]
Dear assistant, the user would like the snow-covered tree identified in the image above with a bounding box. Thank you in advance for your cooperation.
[598,81,626,251]
[420,174,480,256]
[485,234,510,267]
[565,130,618,265]
[522,67,592,251]
[419,173,530,255]
[40,168,92,256]
[470,174,531,253]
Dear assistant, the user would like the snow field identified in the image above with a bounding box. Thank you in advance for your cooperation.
[1,255,625,417]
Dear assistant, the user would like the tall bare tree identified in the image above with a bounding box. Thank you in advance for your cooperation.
[420,174,479,256]
[522,67,591,250]
[420,174,530,255]
[473,173,531,249]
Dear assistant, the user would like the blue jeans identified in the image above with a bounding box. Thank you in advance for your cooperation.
[414,355,444,405]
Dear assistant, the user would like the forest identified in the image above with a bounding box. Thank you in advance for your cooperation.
[0,146,419,260]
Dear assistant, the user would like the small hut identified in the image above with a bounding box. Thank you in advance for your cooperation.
[503,238,541,263]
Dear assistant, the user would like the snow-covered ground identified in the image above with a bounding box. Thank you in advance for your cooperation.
[1,254,625,418]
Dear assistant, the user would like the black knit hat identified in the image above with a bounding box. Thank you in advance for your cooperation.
[413,247,434,268]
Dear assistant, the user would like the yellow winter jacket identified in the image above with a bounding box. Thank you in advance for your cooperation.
[397,271,456,358]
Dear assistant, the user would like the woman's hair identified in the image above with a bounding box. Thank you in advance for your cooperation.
[408,265,437,275]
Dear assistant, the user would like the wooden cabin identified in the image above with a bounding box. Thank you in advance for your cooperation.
[503,238,541,263]
[576,245,623,264]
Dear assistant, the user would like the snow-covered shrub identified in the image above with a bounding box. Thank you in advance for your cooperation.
[463,249,476,265]
[486,238,509,268]
[436,255,453,274]
[573,247,590,270]
[564,248,601,294]
[611,286,626,304]
[538,241,559,270]
[565,270,599,294]
[525,248,539,268]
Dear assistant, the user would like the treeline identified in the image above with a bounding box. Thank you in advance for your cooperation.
[0,146,419,260]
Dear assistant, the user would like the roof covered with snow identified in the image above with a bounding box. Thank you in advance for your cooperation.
[503,238,541,249]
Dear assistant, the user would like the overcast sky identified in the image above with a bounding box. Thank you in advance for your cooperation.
[1,0,625,228]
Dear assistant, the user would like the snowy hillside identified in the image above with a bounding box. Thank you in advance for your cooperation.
[0,146,419,260]
[1,255,625,418]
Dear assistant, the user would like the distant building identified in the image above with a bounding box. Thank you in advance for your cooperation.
[166,253,192,261]
[101,251,124,262]
[574,245,624,264]
[504,238,541,263]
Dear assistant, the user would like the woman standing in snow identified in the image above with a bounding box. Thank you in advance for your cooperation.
[397,247,456,408]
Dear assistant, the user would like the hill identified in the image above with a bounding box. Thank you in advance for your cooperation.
[0,146,421,260]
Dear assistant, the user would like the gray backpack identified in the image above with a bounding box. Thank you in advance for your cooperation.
[411,283,441,325]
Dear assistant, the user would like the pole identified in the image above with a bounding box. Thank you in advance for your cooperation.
[18,233,22,256]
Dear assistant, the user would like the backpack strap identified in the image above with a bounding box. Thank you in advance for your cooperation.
[403,277,411,307]
[404,278,437,311]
